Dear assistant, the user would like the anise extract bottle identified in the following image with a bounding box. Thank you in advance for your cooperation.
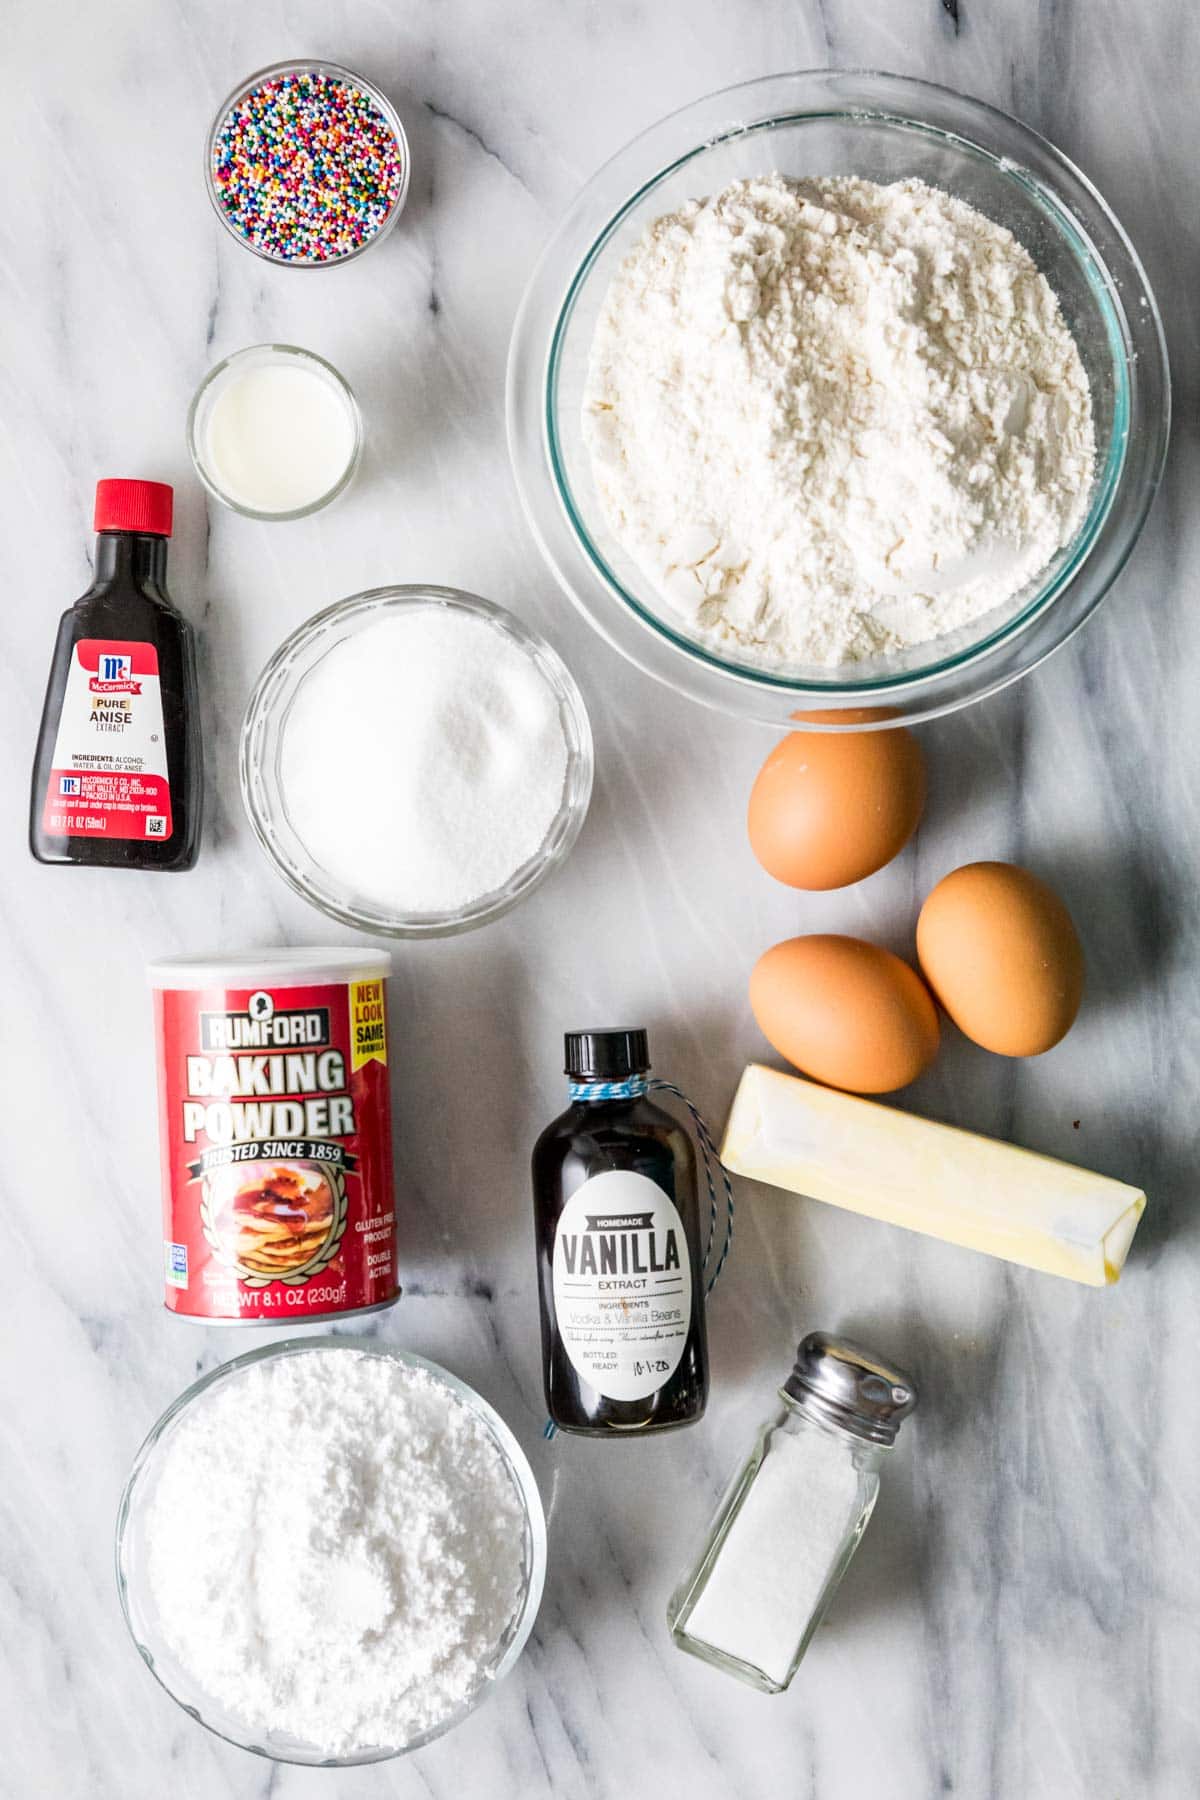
[29,479,202,871]
[531,1029,710,1436]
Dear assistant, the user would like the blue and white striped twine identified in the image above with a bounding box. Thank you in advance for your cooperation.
[544,1075,735,1440]
[566,1076,650,1102]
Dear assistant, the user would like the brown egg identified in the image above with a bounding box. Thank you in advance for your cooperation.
[747,712,926,890]
[750,934,940,1094]
[916,862,1084,1057]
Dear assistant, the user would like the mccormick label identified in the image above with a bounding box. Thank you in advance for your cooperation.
[552,1168,693,1401]
[43,639,173,841]
[153,970,397,1322]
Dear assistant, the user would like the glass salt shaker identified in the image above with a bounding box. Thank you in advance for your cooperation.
[668,1331,917,1693]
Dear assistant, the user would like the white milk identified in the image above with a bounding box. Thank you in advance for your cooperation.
[201,360,358,515]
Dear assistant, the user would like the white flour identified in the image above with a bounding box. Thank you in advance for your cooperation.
[583,174,1096,668]
[144,1351,528,1755]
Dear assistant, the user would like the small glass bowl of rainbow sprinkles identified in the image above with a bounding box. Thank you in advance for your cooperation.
[206,60,411,268]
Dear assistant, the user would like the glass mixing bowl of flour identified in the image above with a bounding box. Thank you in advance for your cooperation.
[508,70,1169,728]
[115,1339,548,1766]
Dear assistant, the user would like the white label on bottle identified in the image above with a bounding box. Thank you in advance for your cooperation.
[42,638,173,841]
[552,1168,692,1402]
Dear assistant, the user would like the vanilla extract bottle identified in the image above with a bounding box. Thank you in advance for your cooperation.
[531,1029,710,1436]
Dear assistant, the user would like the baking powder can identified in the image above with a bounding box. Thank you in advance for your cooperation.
[149,950,398,1324]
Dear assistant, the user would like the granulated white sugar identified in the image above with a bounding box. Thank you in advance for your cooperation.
[280,608,570,915]
[144,1350,528,1755]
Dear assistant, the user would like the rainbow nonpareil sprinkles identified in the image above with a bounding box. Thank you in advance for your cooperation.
[210,67,406,265]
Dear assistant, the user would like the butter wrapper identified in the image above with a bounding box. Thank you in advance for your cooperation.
[722,1064,1145,1287]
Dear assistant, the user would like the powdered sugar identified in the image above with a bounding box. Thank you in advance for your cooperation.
[143,1349,529,1755]
[583,174,1096,668]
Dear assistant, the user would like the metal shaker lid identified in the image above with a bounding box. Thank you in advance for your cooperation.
[781,1331,917,1447]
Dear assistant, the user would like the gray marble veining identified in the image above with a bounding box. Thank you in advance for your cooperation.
[3,2,1197,1796]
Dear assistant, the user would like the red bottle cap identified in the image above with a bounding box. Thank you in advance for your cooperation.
[93,479,174,538]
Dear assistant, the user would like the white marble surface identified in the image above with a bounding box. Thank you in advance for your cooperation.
[3,2,1196,1796]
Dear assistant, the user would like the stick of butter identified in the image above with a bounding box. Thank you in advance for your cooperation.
[721,1064,1145,1286]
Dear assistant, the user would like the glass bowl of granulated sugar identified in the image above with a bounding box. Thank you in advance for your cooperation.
[508,69,1169,730]
[241,585,594,937]
[115,1339,547,1765]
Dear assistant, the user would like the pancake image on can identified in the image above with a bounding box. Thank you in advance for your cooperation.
[204,1161,345,1284]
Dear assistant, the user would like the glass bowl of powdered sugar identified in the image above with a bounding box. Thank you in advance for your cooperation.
[240,585,594,936]
[115,1339,547,1764]
[508,69,1169,729]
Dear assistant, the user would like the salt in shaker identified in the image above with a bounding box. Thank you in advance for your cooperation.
[668,1330,917,1692]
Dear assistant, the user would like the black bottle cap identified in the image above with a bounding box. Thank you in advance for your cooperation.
[564,1029,650,1080]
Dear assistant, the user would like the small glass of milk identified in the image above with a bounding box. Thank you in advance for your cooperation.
[187,344,362,519]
